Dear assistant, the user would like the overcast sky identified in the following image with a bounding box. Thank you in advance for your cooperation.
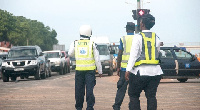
[0,0,200,50]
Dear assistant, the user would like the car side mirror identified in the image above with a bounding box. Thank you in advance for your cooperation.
[39,52,43,56]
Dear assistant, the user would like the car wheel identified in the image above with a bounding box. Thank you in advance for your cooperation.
[67,65,70,73]
[49,69,52,77]
[2,72,9,82]
[63,65,66,74]
[34,67,41,80]
[177,78,188,82]
[11,76,17,81]
[25,75,29,79]
[20,76,25,79]
[41,71,46,79]
[108,63,113,76]
[59,66,63,75]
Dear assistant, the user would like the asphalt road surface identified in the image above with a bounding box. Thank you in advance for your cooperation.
[0,71,200,110]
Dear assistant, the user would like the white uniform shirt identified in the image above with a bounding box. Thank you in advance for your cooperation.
[68,39,102,74]
[126,30,163,76]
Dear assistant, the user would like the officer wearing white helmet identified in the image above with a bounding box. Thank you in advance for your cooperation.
[68,25,102,110]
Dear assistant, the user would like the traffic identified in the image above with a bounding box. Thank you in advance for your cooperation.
[0,44,200,82]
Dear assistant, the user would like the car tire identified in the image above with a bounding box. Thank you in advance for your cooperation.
[11,76,17,81]
[63,65,66,74]
[108,63,113,76]
[25,75,29,79]
[20,76,25,79]
[59,66,63,75]
[41,72,46,79]
[49,69,52,77]
[34,67,41,80]
[177,78,188,82]
[67,66,70,73]
[2,72,9,82]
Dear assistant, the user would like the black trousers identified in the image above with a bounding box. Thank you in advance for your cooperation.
[128,72,161,110]
[113,71,128,110]
[75,70,96,110]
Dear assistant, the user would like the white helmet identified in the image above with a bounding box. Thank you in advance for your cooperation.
[79,25,92,37]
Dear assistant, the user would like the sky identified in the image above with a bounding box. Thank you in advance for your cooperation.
[0,0,200,50]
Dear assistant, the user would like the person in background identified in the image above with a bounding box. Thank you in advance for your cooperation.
[113,22,135,110]
[68,25,102,110]
[125,14,163,110]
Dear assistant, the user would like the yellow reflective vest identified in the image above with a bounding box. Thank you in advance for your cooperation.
[134,32,159,67]
[75,40,96,70]
[121,35,134,68]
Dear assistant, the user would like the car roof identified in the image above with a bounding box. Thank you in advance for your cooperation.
[10,46,38,50]
[160,47,181,50]
[43,50,61,53]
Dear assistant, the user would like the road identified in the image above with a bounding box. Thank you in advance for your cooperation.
[0,71,200,110]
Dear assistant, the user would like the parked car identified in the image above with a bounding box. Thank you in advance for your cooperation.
[43,50,65,75]
[1,46,46,82]
[160,47,200,82]
[61,51,70,73]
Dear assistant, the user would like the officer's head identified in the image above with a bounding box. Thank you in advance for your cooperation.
[126,22,135,33]
[140,14,155,30]
[79,25,92,39]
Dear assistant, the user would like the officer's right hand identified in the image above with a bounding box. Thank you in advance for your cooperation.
[117,68,120,77]
[99,74,102,78]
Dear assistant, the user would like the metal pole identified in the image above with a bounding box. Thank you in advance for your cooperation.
[137,0,141,9]
[135,0,141,33]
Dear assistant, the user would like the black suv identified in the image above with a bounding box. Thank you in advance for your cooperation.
[160,47,200,82]
[1,46,46,82]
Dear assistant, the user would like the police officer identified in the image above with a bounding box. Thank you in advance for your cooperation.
[68,25,102,110]
[125,14,163,110]
[113,22,135,110]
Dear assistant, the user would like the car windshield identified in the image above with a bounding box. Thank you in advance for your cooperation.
[174,49,192,59]
[8,49,37,58]
[46,52,60,58]
[97,45,109,55]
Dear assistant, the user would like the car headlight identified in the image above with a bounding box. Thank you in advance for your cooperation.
[30,60,37,65]
[2,62,8,66]
[55,61,61,65]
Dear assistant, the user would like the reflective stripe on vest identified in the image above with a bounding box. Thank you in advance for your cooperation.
[121,35,134,68]
[75,40,96,70]
[134,32,159,67]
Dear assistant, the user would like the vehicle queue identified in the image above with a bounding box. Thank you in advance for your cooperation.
[0,46,71,82]
[0,44,200,82]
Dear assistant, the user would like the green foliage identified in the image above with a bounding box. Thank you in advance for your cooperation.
[0,9,58,51]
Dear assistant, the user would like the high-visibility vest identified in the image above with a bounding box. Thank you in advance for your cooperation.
[121,35,134,68]
[75,40,96,70]
[134,32,159,67]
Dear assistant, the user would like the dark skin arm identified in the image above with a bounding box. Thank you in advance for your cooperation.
[117,49,123,76]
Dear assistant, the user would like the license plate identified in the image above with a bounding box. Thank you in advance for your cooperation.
[14,68,24,71]
[105,66,110,68]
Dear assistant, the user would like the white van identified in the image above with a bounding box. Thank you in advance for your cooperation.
[91,37,114,76]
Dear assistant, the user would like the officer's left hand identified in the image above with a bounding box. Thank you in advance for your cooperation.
[125,71,130,81]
